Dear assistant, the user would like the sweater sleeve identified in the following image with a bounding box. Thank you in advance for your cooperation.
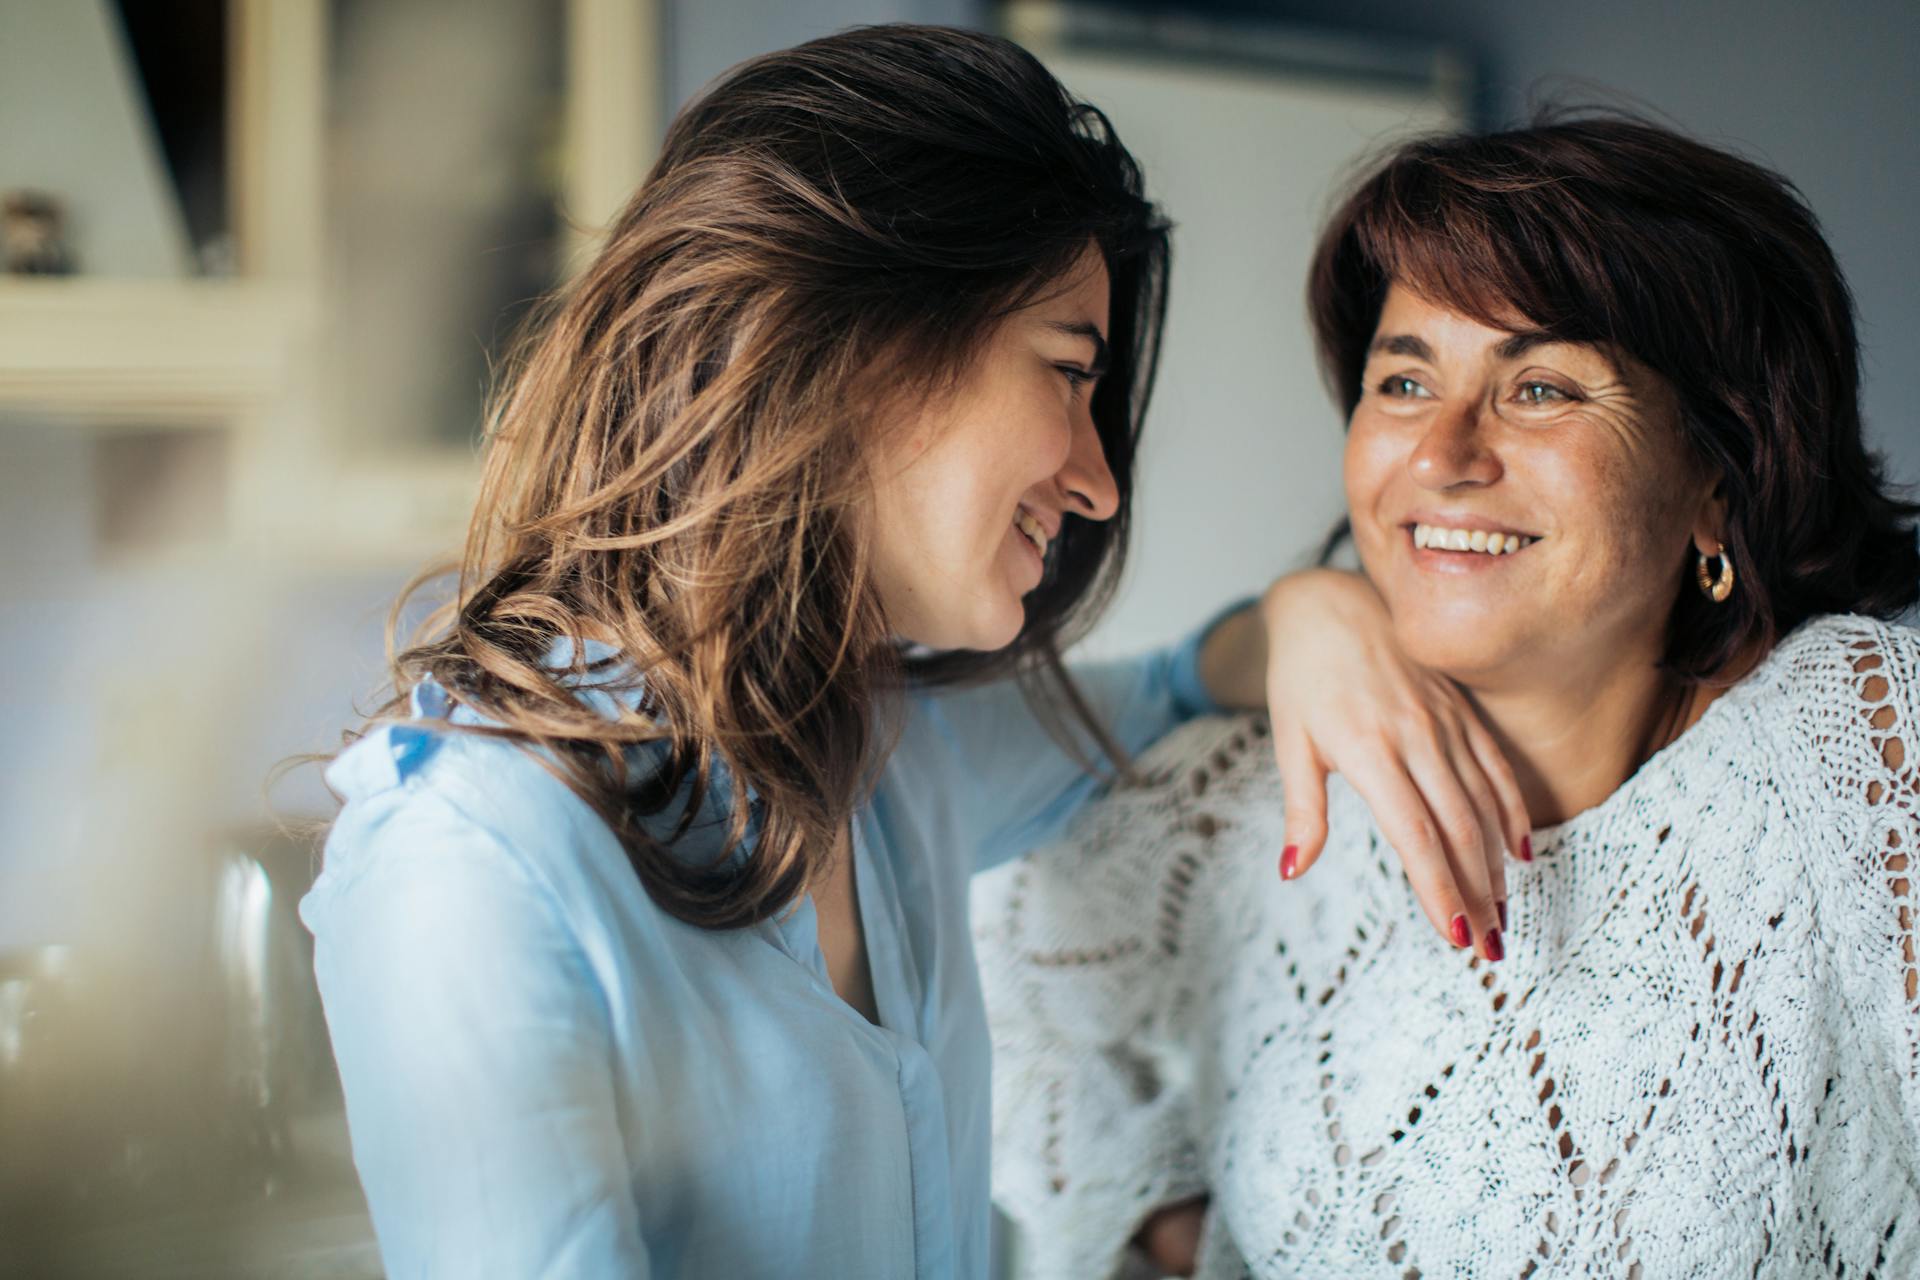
[1793,617,1920,1145]
[974,713,1275,1280]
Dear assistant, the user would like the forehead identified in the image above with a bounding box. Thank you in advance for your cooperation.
[1034,247,1110,321]
[1374,282,1527,348]
[1371,282,1624,375]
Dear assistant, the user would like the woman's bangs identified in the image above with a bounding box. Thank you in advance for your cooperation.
[1358,207,1567,340]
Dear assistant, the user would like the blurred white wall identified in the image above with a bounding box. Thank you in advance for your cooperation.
[1036,49,1461,653]
[664,0,978,107]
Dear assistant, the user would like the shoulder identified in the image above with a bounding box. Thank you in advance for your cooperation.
[308,694,660,951]
[307,732,566,940]
[1760,612,1920,696]
[1747,618,1920,1045]
[1130,711,1282,810]
[989,711,1290,851]
[1735,616,1918,922]
[323,716,584,864]
[1740,614,1920,781]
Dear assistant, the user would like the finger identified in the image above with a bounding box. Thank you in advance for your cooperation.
[1136,1198,1207,1276]
[1439,719,1509,949]
[1400,735,1500,952]
[1337,746,1468,943]
[1460,710,1533,866]
[1273,732,1331,881]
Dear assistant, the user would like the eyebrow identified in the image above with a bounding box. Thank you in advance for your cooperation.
[1370,329,1570,363]
[1047,320,1111,376]
[1492,329,1561,360]
[1370,333,1434,361]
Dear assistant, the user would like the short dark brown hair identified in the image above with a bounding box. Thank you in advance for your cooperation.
[1308,111,1918,679]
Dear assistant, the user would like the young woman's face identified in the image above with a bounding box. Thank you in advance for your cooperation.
[1344,283,1716,688]
[869,249,1118,651]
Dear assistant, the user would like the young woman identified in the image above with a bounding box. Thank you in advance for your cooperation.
[300,26,1523,1278]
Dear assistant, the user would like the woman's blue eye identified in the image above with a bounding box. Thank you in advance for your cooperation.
[1377,376,1430,399]
[1517,381,1570,404]
[1058,366,1094,392]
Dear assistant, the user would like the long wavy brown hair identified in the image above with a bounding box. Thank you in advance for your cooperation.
[350,26,1170,929]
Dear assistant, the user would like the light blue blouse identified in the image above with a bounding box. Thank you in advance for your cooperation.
[301,618,1229,1279]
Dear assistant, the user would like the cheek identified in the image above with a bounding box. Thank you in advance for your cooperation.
[869,447,973,608]
[874,419,1025,579]
[1343,415,1403,559]
[893,457,983,563]
[1532,437,1695,609]
[874,367,1077,580]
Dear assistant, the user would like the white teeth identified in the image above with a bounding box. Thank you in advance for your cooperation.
[1411,522,1534,556]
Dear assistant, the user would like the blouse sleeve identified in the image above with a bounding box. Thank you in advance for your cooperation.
[906,599,1248,875]
[304,791,650,1279]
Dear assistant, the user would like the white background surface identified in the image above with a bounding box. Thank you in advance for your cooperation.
[1040,50,1462,656]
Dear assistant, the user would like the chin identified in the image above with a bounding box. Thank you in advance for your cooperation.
[917,599,1026,654]
[1389,603,1527,682]
[967,607,1028,653]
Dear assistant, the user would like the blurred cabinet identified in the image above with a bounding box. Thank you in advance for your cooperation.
[0,0,662,567]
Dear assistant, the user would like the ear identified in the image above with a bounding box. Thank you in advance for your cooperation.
[1689,472,1729,558]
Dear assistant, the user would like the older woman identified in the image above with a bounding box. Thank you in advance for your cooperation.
[978,114,1920,1279]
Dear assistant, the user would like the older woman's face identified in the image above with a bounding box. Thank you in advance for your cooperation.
[1345,284,1715,685]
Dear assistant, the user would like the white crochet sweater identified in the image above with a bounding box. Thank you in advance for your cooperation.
[975,615,1920,1279]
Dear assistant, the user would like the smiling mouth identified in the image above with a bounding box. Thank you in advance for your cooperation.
[1410,521,1539,556]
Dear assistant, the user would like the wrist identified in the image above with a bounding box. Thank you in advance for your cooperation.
[1195,599,1267,711]
[1259,567,1359,636]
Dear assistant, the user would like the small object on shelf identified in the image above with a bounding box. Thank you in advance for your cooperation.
[2,190,75,275]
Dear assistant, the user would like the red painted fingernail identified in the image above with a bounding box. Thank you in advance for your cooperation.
[1520,835,1533,862]
[1497,900,1509,931]
[1280,845,1298,880]
[1484,928,1505,962]
[1449,914,1471,949]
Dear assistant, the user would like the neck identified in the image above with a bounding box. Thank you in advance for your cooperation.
[1461,644,1711,828]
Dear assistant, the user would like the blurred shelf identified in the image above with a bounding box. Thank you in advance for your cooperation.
[0,277,315,425]
[0,0,658,574]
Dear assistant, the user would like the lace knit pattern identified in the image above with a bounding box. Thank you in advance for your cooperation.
[975,616,1920,1279]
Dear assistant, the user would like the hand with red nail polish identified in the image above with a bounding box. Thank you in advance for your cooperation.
[1252,571,1531,959]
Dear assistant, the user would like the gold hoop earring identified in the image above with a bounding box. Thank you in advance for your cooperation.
[1695,547,1734,603]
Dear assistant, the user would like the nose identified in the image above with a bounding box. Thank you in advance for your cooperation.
[1408,398,1503,491]
[1056,410,1120,522]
